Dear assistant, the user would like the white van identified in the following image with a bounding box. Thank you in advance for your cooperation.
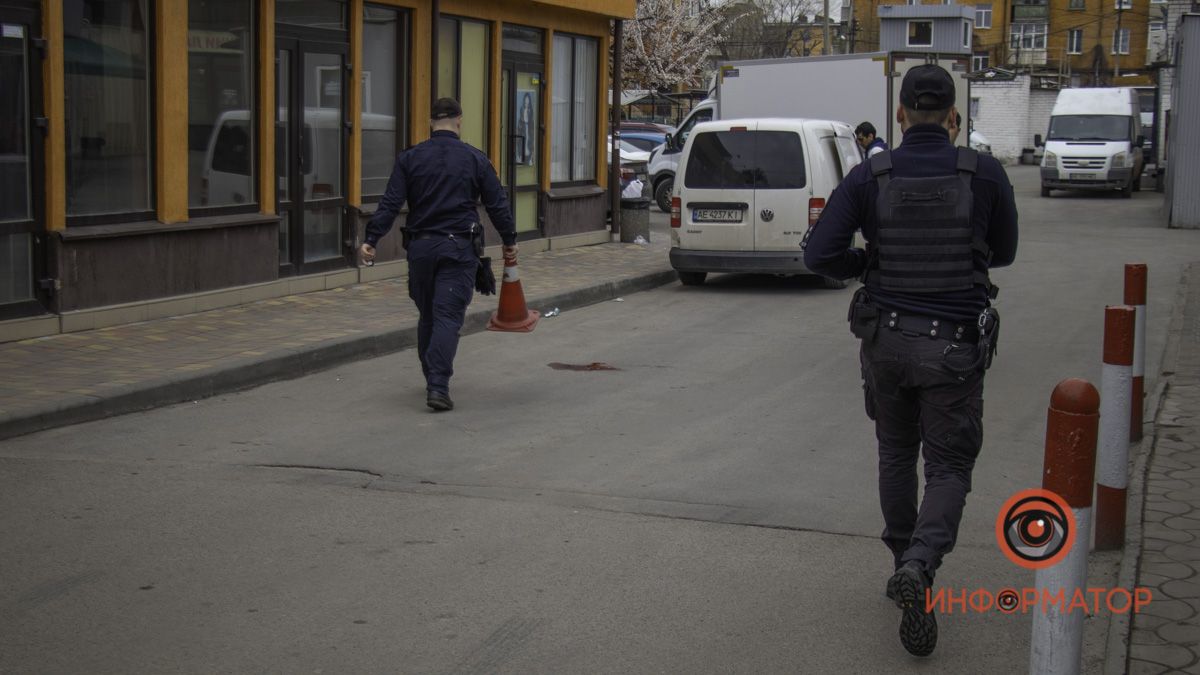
[1038,88,1145,198]
[669,118,862,287]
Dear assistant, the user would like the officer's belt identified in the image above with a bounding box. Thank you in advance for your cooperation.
[411,230,474,241]
[881,310,979,342]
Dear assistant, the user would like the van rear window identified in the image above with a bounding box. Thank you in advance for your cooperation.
[684,130,806,190]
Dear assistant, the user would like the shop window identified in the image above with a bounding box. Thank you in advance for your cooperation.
[188,0,255,211]
[437,16,490,151]
[65,0,153,219]
[276,0,346,30]
[361,5,409,199]
[551,34,598,183]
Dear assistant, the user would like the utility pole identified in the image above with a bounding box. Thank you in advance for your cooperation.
[823,0,832,54]
[1114,4,1124,78]
[610,19,623,238]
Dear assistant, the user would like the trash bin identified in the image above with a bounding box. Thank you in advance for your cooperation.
[620,197,651,243]
[1020,148,1036,165]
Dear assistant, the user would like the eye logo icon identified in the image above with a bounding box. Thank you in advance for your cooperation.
[996,489,1076,570]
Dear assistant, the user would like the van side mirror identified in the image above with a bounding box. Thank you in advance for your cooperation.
[664,132,674,149]
[1034,134,1044,148]
[1136,135,1146,148]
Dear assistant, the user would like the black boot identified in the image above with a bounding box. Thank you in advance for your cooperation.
[426,391,454,412]
[886,561,937,657]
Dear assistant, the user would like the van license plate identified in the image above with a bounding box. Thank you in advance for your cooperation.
[1072,173,1097,179]
[693,209,742,223]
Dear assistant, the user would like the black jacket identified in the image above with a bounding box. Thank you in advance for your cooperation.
[365,130,518,248]
[803,124,1018,322]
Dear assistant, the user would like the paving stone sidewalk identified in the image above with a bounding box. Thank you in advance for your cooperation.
[0,236,675,440]
[1128,263,1200,674]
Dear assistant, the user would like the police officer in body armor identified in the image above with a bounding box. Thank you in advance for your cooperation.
[360,98,519,412]
[803,65,1018,657]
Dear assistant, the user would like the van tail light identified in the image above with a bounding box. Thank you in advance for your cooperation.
[809,197,826,226]
[671,196,681,228]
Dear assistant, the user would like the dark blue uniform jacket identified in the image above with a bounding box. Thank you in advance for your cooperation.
[365,130,518,248]
[804,124,1019,323]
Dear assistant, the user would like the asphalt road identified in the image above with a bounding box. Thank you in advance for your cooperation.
[2,167,1197,673]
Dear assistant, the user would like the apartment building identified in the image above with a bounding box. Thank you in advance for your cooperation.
[850,0,1156,85]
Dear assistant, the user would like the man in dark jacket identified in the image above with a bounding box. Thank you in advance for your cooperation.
[855,121,889,158]
[804,66,1018,657]
[360,98,518,412]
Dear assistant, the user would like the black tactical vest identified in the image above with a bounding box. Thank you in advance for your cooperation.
[864,147,994,296]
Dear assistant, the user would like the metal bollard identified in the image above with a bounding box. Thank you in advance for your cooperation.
[1096,305,1135,551]
[1030,378,1099,675]
[1124,264,1147,442]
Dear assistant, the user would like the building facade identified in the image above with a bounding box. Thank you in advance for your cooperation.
[0,0,634,339]
[851,0,1155,85]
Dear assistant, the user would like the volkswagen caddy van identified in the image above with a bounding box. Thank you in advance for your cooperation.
[668,118,862,287]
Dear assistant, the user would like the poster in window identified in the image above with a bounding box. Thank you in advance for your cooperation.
[516,89,536,166]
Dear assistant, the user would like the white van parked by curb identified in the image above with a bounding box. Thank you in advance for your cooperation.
[669,118,861,288]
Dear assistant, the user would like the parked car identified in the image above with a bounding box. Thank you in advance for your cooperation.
[619,130,667,153]
[669,118,862,288]
[607,137,651,197]
[969,130,992,155]
[620,120,674,134]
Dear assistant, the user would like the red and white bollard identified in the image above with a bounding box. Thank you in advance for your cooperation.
[1030,379,1100,675]
[1125,264,1147,443]
[1096,305,1135,551]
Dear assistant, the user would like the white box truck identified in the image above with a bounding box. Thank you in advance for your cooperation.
[645,51,972,212]
[1036,87,1146,198]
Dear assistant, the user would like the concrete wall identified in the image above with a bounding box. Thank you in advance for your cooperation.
[970,74,1061,163]
[1029,88,1058,148]
[971,75,1032,163]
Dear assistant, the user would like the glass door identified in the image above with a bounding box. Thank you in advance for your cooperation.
[276,37,349,275]
[501,62,543,236]
[0,5,46,319]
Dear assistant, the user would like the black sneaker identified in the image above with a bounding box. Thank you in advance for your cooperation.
[426,392,454,412]
[887,561,937,657]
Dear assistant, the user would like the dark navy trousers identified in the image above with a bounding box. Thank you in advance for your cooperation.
[860,327,986,577]
[406,237,478,395]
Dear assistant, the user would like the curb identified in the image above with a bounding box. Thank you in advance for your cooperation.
[1101,262,1195,675]
[0,269,679,442]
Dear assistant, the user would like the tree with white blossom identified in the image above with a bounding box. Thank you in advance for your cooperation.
[622,0,735,91]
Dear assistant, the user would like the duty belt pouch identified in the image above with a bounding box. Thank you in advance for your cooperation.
[847,287,879,340]
[977,307,1000,370]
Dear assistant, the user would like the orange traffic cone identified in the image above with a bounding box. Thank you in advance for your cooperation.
[487,257,540,332]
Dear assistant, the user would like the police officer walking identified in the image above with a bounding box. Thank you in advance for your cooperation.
[360,98,519,412]
[803,66,1018,657]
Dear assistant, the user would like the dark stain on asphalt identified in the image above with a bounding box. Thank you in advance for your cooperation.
[547,362,620,371]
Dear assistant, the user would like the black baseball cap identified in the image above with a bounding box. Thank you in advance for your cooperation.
[899,65,956,111]
[431,97,463,120]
